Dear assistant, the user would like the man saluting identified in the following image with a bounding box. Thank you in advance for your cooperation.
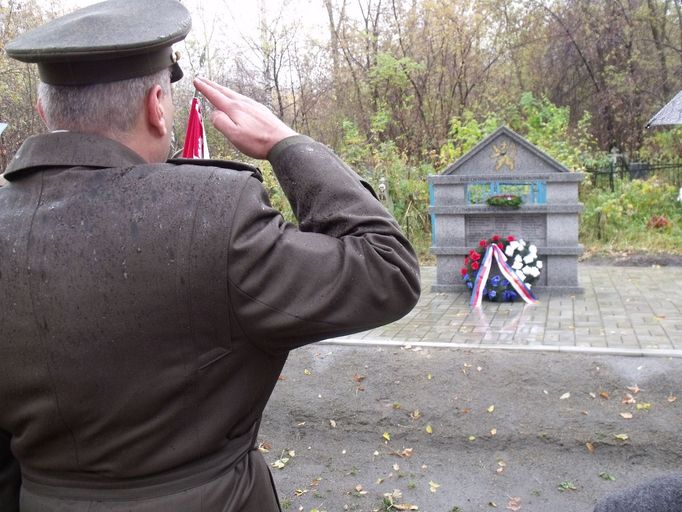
[0,1,420,510]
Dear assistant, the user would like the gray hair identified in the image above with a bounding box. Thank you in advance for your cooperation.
[38,69,171,135]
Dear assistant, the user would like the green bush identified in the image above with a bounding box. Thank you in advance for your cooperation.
[580,177,682,253]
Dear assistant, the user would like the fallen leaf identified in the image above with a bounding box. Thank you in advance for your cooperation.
[410,409,422,420]
[496,460,507,474]
[277,374,287,381]
[428,480,440,493]
[354,484,367,495]
[600,391,610,399]
[622,393,637,405]
[383,432,391,442]
[560,392,571,400]
[294,489,307,496]
[287,450,296,457]
[599,472,616,481]
[487,405,495,413]
[489,502,498,508]
[589,392,597,399]
[392,403,401,409]
[627,385,640,394]
[558,481,577,492]
[620,412,633,419]
[425,425,433,435]
[329,419,337,428]
[614,433,629,441]
[303,369,311,375]
[468,435,476,442]
[490,428,497,436]
[668,395,677,403]
[506,496,522,511]
[477,366,483,372]
[636,402,652,411]
[353,373,366,383]
[271,457,289,469]
[258,441,272,453]
[427,373,433,380]
[393,463,400,471]
[392,504,419,511]
[396,447,413,458]
[586,442,595,454]
[373,450,379,456]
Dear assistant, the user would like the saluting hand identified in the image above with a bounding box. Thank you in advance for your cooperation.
[193,77,297,160]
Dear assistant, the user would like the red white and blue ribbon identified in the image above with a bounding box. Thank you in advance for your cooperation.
[470,244,538,307]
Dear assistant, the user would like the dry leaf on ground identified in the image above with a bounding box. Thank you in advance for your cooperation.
[507,496,522,511]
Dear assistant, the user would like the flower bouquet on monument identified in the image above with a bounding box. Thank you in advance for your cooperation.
[460,235,542,304]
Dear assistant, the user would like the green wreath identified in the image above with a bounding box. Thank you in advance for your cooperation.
[459,235,542,302]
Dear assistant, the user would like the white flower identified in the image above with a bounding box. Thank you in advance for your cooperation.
[514,254,523,262]
[518,240,526,249]
[522,265,532,275]
[529,244,537,254]
[530,267,541,278]
[505,245,515,257]
[537,261,543,269]
[523,253,536,264]
[516,270,526,281]
[512,260,523,270]
[509,241,520,251]
[527,283,532,289]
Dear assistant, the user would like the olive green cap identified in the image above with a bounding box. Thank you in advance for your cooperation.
[5,0,191,86]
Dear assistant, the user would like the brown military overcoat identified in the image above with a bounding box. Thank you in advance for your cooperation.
[0,132,420,511]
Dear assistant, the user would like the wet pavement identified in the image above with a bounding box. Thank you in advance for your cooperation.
[329,265,682,357]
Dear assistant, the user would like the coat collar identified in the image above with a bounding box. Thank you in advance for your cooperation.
[3,131,147,181]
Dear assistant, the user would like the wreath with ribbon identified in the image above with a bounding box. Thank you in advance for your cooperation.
[460,235,542,305]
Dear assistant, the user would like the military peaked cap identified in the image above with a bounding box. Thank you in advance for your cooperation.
[5,0,191,86]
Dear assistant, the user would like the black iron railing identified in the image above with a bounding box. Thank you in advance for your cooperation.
[586,161,682,191]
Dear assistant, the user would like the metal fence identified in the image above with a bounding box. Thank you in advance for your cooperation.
[586,161,682,192]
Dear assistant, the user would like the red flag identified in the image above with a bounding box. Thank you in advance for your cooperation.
[181,97,209,159]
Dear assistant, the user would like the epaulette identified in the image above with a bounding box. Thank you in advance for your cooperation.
[167,158,263,182]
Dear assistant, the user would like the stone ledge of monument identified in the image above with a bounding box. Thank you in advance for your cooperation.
[430,246,584,256]
[428,204,583,214]
[428,173,584,183]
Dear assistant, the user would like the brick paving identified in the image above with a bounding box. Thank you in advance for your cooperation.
[330,265,682,356]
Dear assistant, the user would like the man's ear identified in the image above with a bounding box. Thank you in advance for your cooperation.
[145,84,167,137]
[36,98,48,128]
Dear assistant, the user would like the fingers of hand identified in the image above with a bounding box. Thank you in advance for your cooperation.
[193,79,232,113]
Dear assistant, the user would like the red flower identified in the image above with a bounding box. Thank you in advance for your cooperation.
[492,235,500,242]
[507,235,515,241]
[471,261,480,271]
[460,267,468,277]
[496,242,503,249]
[471,252,481,261]
[469,250,477,258]
[464,256,470,265]
[479,239,487,247]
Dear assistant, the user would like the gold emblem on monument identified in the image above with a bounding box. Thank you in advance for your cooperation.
[491,141,517,171]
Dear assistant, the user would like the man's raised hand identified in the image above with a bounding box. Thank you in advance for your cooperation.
[193,77,297,160]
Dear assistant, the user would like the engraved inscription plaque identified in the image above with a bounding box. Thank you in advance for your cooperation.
[465,215,546,246]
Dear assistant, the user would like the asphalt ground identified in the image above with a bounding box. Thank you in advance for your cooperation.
[260,264,682,512]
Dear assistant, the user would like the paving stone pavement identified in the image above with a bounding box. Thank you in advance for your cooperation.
[329,265,682,357]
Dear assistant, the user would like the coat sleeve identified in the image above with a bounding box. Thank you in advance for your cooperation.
[0,431,20,512]
[226,135,420,353]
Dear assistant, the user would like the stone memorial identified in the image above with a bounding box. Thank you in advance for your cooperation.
[429,126,584,294]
